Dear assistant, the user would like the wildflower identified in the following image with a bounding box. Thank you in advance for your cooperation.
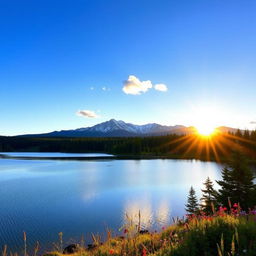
[233,203,238,208]
[124,229,128,234]
[109,249,115,254]
[162,226,165,230]
[142,248,147,256]
[251,210,256,215]
[218,206,227,215]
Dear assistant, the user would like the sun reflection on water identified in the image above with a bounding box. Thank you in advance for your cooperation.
[123,195,171,230]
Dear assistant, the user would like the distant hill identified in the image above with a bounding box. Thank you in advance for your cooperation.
[18,119,239,138]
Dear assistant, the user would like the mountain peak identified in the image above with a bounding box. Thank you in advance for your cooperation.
[20,119,203,137]
[79,119,190,136]
[109,118,118,122]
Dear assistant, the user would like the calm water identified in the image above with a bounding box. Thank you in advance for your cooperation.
[0,153,222,252]
[0,152,113,158]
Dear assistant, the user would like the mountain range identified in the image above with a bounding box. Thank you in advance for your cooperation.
[20,119,238,138]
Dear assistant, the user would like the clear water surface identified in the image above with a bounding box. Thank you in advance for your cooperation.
[0,153,222,252]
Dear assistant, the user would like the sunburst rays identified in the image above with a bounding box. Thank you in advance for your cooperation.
[163,129,255,162]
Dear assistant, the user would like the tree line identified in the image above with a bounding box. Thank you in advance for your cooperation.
[0,129,256,161]
[186,152,256,215]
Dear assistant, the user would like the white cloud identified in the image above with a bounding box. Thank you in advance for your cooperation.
[122,75,168,95]
[102,86,111,91]
[90,87,94,90]
[122,75,153,95]
[76,110,99,118]
[154,83,168,92]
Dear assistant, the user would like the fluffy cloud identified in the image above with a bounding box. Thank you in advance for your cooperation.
[102,86,111,91]
[123,75,153,95]
[122,75,167,95]
[76,110,99,118]
[154,83,168,92]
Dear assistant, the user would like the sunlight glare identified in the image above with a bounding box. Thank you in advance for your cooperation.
[196,125,216,137]
[192,106,220,137]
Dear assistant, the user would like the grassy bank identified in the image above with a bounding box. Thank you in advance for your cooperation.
[39,210,256,256]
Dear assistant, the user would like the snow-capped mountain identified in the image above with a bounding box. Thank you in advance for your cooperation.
[22,119,191,137]
[82,119,184,134]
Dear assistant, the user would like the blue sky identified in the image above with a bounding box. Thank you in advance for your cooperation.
[1,0,256,135]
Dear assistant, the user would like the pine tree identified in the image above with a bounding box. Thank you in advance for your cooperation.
[216,167,234,207]
[243,129,250,139]
[216,152,256,210]
[201,177,217,215]
[235,129,242,137]
[185,186,199,214]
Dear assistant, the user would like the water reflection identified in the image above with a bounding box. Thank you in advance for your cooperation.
[80,162,101,201]
[123,194,171,230]
[156,199,170,226]
[0,156,222,252]
[124,194,153,229]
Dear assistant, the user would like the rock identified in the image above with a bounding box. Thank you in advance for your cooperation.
[63,244,80,254]
[87,244,97,250]
[139,230,149,234]
[87,243,103,250]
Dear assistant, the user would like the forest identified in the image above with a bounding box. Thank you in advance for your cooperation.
[0,129,256,162]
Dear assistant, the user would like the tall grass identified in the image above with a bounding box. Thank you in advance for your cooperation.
[2,209,256,256]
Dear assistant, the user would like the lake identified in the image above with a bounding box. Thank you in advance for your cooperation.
[0,153,222,252]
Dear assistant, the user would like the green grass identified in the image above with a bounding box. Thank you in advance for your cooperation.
[40,212,256,256]
[2,211,256,256]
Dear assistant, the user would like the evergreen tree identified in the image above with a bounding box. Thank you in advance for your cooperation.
[216,152,256,210]
[216,167,234,207]
[243,129,250,139]
[185,186,199,214]
[235,129,242,137]
[201,177,217,215]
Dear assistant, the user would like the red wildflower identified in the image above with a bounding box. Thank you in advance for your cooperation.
[124,228,128,234]
[109,249,115,254]
[142,248,147,256]
[233,203,238,208]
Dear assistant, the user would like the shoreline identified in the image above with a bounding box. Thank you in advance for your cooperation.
[0,153,225,163]
[1,153,256,166]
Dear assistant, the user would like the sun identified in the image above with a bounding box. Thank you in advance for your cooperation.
[191,106,221,137]
[196,125,217,137]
